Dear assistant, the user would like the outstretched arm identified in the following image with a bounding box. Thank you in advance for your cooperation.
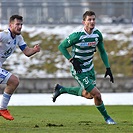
[22,44,40,57]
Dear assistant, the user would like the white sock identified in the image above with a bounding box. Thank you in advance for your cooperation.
[0,92,12,110]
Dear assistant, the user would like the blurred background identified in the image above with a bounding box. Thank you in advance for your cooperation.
[0,0,132,25]
[0,0,132,94]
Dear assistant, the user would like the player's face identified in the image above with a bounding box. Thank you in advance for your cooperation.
[10,18,23,35]
[83,15,96,31]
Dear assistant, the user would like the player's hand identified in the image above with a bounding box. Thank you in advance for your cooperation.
[104,68,114,83]
[70,58,82,73]
[34,44,40,52]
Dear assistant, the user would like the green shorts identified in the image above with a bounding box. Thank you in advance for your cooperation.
[71,67,96,92]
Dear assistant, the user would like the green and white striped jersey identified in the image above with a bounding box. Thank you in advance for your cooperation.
[59,27,110,72]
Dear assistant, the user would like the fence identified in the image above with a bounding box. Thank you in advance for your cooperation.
[0,0,132,25]
[0,77,132,94]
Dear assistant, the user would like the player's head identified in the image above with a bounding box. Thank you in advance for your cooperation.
[82,11,96,31]
[9,15,23,36]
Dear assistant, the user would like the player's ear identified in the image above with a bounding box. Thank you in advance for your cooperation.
[82,20,85,25]
[9,22,13,28]
[9,23,11,27]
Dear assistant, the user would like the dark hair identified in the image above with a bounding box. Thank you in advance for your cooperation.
[9,15,23,22]
[83,11,96,20]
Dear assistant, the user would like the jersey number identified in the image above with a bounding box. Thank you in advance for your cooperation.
[83,77,89,84]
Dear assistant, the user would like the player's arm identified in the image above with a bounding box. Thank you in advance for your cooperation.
[97,41,110,68]
[58,38,72,60]
[58,33,82,73]
[97,36,114,83]
[0,32,5,42]
[58,32,81,60]
[22,44,40,57]
[18,35,40,57]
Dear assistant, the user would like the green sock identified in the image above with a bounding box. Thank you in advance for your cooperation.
[60,86,82,96]
[96,103,110,120]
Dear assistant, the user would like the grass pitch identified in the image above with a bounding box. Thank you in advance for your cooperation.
[0,105,132,133]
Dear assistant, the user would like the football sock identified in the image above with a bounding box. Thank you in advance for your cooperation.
[60,86,82,96]
[96,102,110,120]
[0,92,12,110]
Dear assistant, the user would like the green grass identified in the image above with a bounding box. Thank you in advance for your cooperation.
[0,106,132,133]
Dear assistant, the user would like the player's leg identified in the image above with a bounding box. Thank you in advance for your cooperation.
[80,68,116,124]
[89,87,109,119]
[52,83,83,102]
[52,84,93,102]
[89,86,116,124]
[4,74,19,94]
[52,69,95,102]
[82,90,93,99]
[53,68,96,102]
[0,68,19,120]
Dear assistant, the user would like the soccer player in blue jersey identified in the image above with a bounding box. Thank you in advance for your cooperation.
[53,11,116,124]
[0,15,40,120]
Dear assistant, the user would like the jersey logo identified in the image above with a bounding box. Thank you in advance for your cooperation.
[88,41,96,46]
[1,48,12,58]
[0,74,6,83]
[80,41,97,47]
[14,39,16,45]
[95,38,98,42]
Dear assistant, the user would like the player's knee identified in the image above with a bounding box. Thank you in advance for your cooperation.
[82,90,93,99]
[12,76,19,88]
[8,75,19,88]
[89,87,102,100]
[94,92,101,101]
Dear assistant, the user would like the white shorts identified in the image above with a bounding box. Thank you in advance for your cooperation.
[0,68,12,84]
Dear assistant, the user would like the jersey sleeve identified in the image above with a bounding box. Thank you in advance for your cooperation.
[17,35,27,51]
[97,31,110,68]
[58,32,79,60]
[0,31,7,42]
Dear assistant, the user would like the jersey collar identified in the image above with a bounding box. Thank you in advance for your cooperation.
[83,27,97,35]
[8,28,15,39]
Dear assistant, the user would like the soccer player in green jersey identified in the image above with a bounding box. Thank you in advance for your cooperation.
[53,10,116,124]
